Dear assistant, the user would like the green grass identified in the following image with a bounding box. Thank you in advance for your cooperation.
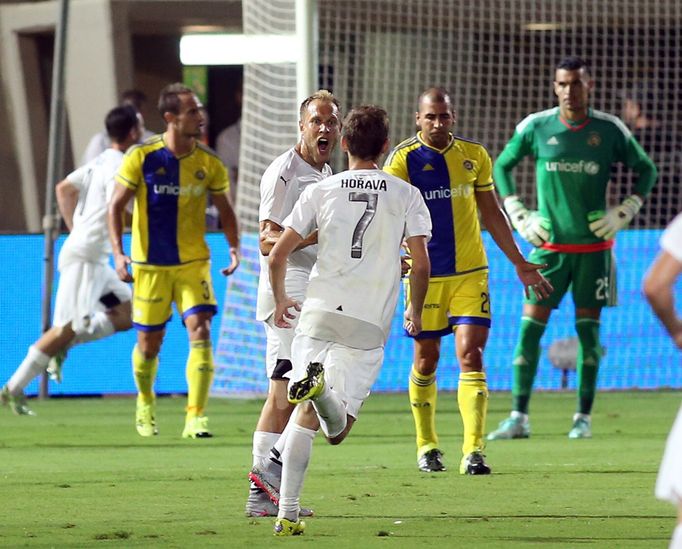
[1,391,679,548]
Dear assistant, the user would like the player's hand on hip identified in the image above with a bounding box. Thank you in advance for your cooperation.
[587,195,643,240]
[274,298,301,329]
[221,247,240,276]
[114,253,133,283]
[503,195,551,247]
[515,261,554,300]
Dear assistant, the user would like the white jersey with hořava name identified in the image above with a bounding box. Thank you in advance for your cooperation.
[256,147,332,321]
[284,168,431,349]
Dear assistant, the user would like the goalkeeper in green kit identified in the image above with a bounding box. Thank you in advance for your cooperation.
[488,56,657,440]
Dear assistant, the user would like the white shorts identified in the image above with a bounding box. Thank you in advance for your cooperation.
[289,333,384,419]
[656,405,682,505]
[53,261,132,331]
[262,275,308,379]
[263,313,299,380]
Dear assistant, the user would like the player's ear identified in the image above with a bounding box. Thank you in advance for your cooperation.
[341,135,350,153]
[163,111,175,125]
[381,139,390,155]
[552,80,560,98]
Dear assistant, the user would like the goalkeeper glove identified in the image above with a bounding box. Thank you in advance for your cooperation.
[587,195,643,240]
[503,195,551,247]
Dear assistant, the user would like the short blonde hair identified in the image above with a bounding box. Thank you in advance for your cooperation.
[298,89,340,120]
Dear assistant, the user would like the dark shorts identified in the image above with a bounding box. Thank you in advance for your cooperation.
[525,247,616,309]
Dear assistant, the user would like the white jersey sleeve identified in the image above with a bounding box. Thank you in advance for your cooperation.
[255,148,332,321]
[661,213,682,262]
[289,169,431,349]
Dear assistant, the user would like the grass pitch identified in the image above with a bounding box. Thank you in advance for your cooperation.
[1,391,679,548]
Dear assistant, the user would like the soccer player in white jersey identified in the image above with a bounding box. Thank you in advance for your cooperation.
[265,105,431,536]
[246,90,341,517]
[643,213,682,549]
[1,105,141,415]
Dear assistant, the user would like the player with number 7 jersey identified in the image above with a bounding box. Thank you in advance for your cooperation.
[289,169,431,350]
[267,105,431,536]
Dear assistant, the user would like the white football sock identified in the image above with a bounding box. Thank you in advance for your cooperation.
[7,346,50,393]
[312,384,347,438]
[252,430,280,469]
[72,312,115,344]
[277,422,317,521]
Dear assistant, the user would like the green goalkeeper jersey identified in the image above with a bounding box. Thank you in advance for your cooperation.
[494,107,657,245]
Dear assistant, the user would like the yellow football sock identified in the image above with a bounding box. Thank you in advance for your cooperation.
[458,371,489,456]
[186,340,214,420]
[132,345,158,405]
[409,365,438,458]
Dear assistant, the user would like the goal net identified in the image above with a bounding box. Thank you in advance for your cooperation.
[214,0,682,397]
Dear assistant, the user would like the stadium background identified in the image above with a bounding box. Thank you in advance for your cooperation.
[1,230,680,397]
[0,0,680,397]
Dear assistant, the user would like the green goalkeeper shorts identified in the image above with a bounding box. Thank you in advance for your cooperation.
[525,247,616,309]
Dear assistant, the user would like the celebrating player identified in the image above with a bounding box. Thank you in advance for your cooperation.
[108,83,240,439]
[262,105,431,536]
[1,105,141,415]
[383,87,552,475]
[488,56,657,441]
[246,90,341,517]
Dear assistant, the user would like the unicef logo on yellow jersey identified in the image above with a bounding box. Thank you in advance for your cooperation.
[545,160,600,175]
[423,184,473,201]
[153,183,205,196]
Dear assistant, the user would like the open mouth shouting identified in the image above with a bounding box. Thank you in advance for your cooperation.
[317,137,330,155]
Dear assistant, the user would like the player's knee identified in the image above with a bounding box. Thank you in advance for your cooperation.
[414,351,439,374]
[52,324,76,343]
[112,302,133,332]
[137,337,162,359]
[458,344,484,370]
[327,427,349,445]
[188,324,211,341]
[113,315,133,332]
